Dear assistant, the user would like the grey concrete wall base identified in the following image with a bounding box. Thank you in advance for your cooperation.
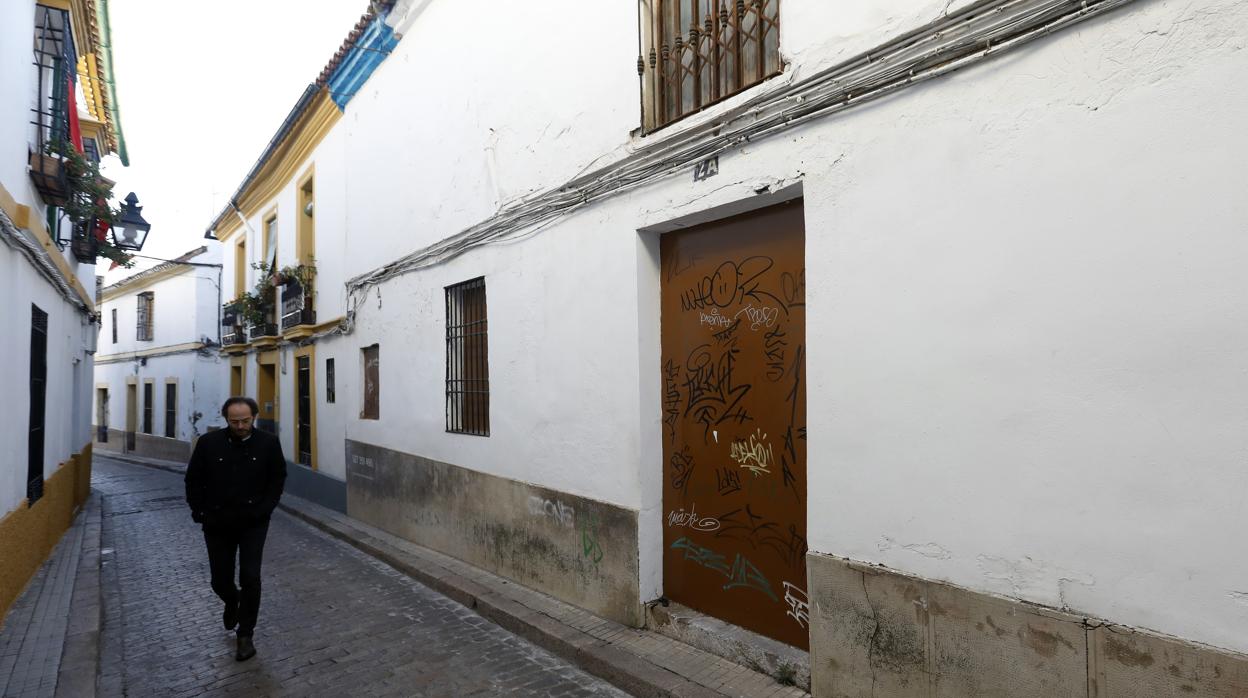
[97,432,192,462]
[646,600,810,691]
[806,552,1248,697]
[284,463,346,513]
[345,439,641,626]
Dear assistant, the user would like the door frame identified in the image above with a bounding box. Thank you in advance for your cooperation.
[635,183,807,631]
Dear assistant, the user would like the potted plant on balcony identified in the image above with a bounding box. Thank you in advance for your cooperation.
[48,140,134,268]
[277,262,316,290]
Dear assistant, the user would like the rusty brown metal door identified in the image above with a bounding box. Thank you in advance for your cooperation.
[660,201,809,649]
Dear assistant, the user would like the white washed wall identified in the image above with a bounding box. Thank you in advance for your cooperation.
[0,2,97,517]
[0,245,94,515]
[216,0,1248,654]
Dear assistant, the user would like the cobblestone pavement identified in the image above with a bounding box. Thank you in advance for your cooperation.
[94,455,632,697]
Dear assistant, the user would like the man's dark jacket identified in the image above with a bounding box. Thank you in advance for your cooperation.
[185,428,287,528]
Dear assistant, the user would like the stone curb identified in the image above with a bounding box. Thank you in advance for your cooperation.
[54,492,102,698]
[98,452,807,698]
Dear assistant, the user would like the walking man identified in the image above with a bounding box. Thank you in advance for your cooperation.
[185,397,287,661]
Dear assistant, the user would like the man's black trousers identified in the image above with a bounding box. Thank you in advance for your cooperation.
[203,520,270,637]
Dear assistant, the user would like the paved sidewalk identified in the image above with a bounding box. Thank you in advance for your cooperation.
[0,493,100,698]
[102,451,809,698]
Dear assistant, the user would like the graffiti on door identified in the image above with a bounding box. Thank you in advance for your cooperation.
[660,202,808,648]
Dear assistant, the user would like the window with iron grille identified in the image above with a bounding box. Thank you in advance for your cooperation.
[31,6,73,153]
[296,356,312,466]
[639,0,781,131]
[325,358,336,403]
[445,277,489,436]
[111,308,117,343]
[164,383,176,439]
[142,382,153,434]
[136,292,154,341]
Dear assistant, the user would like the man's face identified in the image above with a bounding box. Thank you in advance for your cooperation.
[226,403,255,439]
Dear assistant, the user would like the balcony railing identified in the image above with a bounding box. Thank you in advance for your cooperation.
[280,279,316,331]
[221,302,244,345]
[247,322,280,341]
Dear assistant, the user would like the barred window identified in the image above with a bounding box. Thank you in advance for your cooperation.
[136,292,154,341]
[111,308,117,344]
[164,383,176,439]
[640,0,781,131]
[142,382,153,434]
[445,277,489,436]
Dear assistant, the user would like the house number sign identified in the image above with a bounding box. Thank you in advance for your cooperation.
[693,156,719,182]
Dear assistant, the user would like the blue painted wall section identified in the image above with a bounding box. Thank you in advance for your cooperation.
[327,13,399,110]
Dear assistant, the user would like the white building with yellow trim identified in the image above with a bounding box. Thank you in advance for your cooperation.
[204,0,1248,693]
[0,0,128,621]
[93,246,228,462]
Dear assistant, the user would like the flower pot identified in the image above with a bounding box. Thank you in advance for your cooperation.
[28,151,69,206]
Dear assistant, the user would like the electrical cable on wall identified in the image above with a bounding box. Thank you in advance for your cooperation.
[301,0,1134,342]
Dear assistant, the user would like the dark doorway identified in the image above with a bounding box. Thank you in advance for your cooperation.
[28,305,48,505]
[97,387,109,442]
[296,355,312,466]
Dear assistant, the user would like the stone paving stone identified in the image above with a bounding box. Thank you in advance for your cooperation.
[93,455,631,697]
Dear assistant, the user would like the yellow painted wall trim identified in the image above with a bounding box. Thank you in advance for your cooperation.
[95,341,205,364]
[312,316,345,333]
[0,182,95,312]
[0,449,92,621]
[221,91,342,231]
[99,263,194,302]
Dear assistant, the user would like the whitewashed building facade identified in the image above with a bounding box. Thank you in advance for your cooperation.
[206,0,1248,693]
[0,0,129,620]
[93,246,229,462]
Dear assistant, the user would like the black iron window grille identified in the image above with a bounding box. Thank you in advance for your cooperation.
[280,279,316,330]
[445,277,489,436]
[142,382,153,434]
[136,291,154,341]
[164,383,176,439]
[111,308,117,344]
[29,5,74,206]
[640,0,781,131]
[221,302,243,345]
[296,356,312,466]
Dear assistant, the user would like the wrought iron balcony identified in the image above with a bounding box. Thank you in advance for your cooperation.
[221,302,245,345]
[280,279,316,331]
[69,221,98,263]
[247,322,280,341]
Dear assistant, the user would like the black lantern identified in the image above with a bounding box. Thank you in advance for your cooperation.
[113,192,151,251]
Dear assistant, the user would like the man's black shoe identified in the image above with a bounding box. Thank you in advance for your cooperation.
[236,635,256,662]
[223,602,238,630]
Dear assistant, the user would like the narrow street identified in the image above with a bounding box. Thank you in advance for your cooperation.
[92,455,630,697]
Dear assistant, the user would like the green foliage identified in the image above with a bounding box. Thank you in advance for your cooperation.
[46,139,134,268]
[277,261,316,291]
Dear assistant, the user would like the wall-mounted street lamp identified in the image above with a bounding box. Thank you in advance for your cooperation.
[113,192,151,251]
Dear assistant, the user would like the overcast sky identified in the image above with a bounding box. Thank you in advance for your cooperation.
[99,1,368,281]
